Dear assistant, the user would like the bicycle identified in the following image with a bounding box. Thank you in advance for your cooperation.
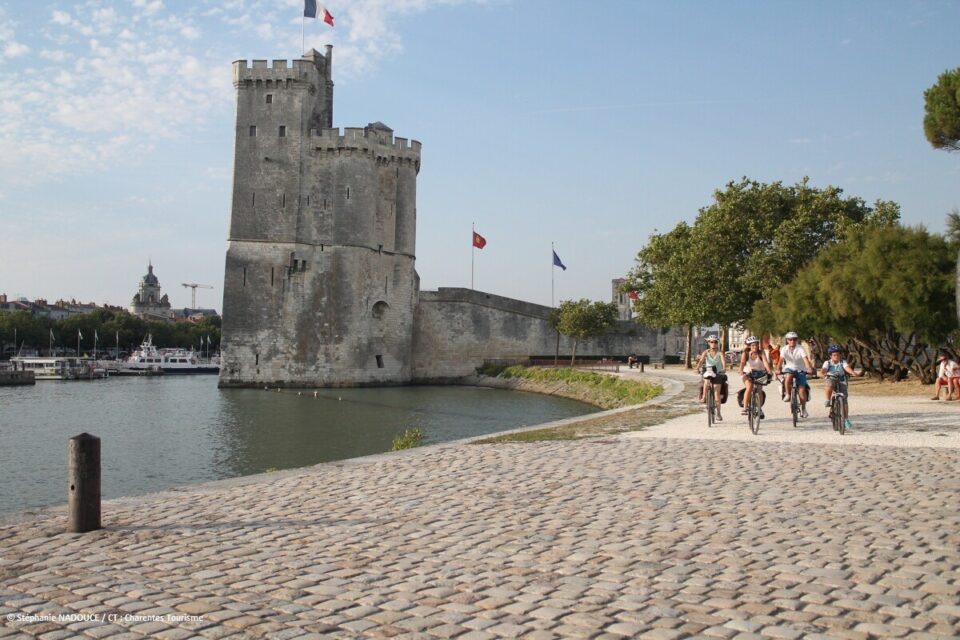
[826,372,849,435]
[746,372,771,435]
[784,370,812,428]
[700,369,721,427]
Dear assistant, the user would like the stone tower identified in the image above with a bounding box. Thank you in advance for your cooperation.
[219,48,422,387]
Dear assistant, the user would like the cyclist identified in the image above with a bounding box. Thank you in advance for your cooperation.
[739,336,773,416]
[695,335,727,421]
[779,331,815,418]
[821,344,863,430]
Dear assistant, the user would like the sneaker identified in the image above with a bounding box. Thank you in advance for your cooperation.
[844,419,852,430]
[759,410,765,420]
[800,408,808,418]
[741,409,748,415]
[716,413,723,422]
[824,400,831,407]
[783,395,789,402]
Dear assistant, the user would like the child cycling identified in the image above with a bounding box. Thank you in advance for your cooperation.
[821,344,864,429]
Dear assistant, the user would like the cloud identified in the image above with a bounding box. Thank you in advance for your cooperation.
[0,0,483,188]
[3,41,28,57]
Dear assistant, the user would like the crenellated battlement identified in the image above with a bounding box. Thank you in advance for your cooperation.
[308,127,422,159]
[233,54,329,87]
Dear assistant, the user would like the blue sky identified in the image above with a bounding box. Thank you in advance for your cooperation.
[0,0,958,312]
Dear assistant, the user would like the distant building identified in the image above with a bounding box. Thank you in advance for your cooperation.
[611,278,633,321]
[129,263,173,322]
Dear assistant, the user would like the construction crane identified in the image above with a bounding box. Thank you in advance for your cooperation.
[181,283,214,308]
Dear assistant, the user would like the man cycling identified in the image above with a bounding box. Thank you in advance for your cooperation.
[778,331,814,418]
[821,344,863,430]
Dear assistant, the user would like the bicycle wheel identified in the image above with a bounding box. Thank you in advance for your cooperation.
[790,387,799,428]
[706,385,715,428]
[749,391,760,435]
[838,395,848,435]
[832,397,843,433]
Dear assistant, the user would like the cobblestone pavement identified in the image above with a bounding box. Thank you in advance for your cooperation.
[2,381,960,639]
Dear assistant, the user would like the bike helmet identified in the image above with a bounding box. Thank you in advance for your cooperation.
[745,336,760,345]
[827,344,842,354]
[705,335,718,343]
[784,331,799,340]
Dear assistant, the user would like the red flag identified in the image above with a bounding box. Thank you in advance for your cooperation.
[628,291,638,300]
[321,7,334,26]
[472,231,487,249]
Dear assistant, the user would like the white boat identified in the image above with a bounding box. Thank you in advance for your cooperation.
[115,335,219,375]
[10,356,108,380]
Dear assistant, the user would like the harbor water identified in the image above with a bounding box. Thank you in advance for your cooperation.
[0,376,598,515]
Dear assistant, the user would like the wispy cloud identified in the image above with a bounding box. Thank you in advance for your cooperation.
[0,0,483,188]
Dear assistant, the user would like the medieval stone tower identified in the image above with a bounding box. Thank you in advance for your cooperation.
[219,48,422,387]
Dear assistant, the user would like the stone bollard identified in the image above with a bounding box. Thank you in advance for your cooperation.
[68,433,101,533]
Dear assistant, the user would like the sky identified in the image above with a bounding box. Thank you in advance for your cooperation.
[0,0,958,312]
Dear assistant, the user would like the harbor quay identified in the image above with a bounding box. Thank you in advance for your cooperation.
[2,373,960,639]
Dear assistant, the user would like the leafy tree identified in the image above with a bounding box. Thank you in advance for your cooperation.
[624,178,900,352]
[555,299,619,364]
[770,225,957,381]
[923,67,960,152]
[946,207,960,247]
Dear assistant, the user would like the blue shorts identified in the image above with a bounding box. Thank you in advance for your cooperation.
[785,369,807,386]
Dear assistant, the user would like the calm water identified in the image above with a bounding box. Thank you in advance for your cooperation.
[0,376,597,514]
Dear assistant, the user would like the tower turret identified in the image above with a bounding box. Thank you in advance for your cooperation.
[220,50,422,388]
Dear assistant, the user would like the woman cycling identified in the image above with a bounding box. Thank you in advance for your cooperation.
[821,344,863,430]
[740,336,773,416]
[695,335,727,421]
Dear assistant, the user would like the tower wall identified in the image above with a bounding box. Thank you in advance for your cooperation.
[220,51,422,387]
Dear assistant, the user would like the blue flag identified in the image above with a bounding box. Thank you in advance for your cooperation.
[304,0,317,18]
[552,250,567,271]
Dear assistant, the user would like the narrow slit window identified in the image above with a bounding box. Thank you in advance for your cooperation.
[252,192,255,206]
[279,125,286,137]
[271,267,274,287]
[255,354,259,365]
[242,267,247,287]
[249,125,257,137]
[375,355,384,369]
[346,187,350,200]
[282,193,285,208]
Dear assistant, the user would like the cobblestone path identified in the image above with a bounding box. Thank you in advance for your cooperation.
[2,417,960,638]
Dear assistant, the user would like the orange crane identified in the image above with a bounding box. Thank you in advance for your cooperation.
[181,283,214,308]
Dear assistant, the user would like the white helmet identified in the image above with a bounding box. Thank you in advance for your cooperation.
[745,336,760,345]
[705,335,718,342]
[785,331,799,340]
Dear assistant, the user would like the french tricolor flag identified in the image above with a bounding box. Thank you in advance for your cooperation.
[304,0,334,26]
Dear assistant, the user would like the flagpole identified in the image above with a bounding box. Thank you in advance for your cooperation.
[471,222,475,290]
[551,242,555,308]
[301,13,305,55]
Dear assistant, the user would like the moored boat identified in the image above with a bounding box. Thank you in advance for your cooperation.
[9,356,108,380]
[115,335,219,375]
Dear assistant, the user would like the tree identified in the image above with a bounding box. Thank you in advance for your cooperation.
[624,177,900,345]
[946,207,960,247]
[770,225,957,382]
[923,67,960,152]
[555,299,619,364]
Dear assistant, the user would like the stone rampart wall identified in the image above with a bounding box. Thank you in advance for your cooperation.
[411,288,666,381]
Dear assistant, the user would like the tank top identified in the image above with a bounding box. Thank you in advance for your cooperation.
[745,353,765,372]
[704,351,724,371]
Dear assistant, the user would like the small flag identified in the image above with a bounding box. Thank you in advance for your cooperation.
[552,250,567,271]
[628,291,638,300]
[472,231,487,249]
[78,329,83,340]
[94,329,99,341]
[50,329,55,340]
[304,0,334,26]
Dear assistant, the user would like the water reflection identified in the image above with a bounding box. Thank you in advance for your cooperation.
[0,377,596,514]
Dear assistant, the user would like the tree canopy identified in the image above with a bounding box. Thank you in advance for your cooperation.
[554,299,619,364]
[625,177,900,334]
[923,67,960,152]
[0,308,221,358]
[768,225,957,381]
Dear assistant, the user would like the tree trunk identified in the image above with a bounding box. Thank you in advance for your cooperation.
[554,331,560,366]
[685,324,693,369]
[571,339,578,366]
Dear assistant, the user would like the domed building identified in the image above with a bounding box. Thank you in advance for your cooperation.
[129,263,173,321]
